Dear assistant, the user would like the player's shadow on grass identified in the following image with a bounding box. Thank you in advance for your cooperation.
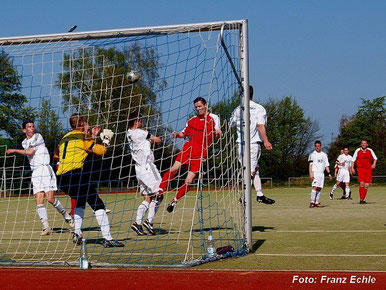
[52,227,72,233]
[251,239,265,253]
[252,225,275,232]
[84,237,131,245]
[191,227,234,233]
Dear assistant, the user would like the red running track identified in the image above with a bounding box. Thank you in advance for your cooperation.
[0,268,385,289]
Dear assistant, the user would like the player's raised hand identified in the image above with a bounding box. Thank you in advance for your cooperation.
[91,125,101,139]
[100,129,114,145]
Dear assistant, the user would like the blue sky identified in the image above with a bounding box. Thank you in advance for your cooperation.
[1,0,385,144]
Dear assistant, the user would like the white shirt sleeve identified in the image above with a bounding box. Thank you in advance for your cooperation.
[229,107,239,128]
[209,113,221,131]
[28,133,45,148]
[324,153,330,167]
[255,106,267,126]
[368,148,378,160]
[351,148,360,162]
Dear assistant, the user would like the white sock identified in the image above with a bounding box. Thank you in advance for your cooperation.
[95,209,113,240]
[136,201,149,224]
[310,190,317,203]
[74,207,84,236]
[148,199,161,224]
[345,186,350,197]
[37,204,49,229]
[253,173,263,197]
[53,199,71,220]
[331,184,337,194]
[315,191,321,203]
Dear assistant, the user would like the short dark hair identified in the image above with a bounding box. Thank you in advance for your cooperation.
[314,140,322,146]
[69,114,85,129]
[22,120,34,129]
[193,97,207,105]
[249,85,254,99]
[128,110,142,128]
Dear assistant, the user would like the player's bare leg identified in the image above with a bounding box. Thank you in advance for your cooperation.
[35,192,51,235]
[45,191,74,228]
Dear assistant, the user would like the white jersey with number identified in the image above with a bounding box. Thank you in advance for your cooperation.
[337,154,353,171]
[308,150,329,173]
[22,133,51,171]
[127,128,161,195]
[229,100,267,143]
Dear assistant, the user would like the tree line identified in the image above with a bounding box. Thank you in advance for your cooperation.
[1,48,384,182]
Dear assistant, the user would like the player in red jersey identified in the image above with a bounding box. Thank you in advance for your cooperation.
[159,97,221,213]
[350,140,377,204]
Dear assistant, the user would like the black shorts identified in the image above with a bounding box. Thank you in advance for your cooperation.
[57,169,105,211]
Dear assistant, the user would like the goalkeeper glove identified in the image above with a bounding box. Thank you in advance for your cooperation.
[100,129,114,146]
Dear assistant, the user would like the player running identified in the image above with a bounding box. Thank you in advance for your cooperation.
[159,97,221,213]
[350,140,377,204]
[6,121,73,235]
[308,140,332,208]
[56,114,124,247]
[127,112,163,235]
[229,85,275,205]
[329,147,353,200]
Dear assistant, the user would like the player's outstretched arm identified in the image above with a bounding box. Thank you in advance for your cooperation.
[150,135,162,144]
[6,148,35,156]
[172,131,185,138]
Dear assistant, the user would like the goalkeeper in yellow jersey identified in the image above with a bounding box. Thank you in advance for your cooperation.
[56,114,124,248]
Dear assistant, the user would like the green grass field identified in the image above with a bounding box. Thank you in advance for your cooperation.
[0,186,385,270]
[198,186,386,271]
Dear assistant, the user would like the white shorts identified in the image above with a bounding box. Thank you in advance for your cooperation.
[337,169,350,183]
[135,162,161,196]
[238,143,261,174]
[311,173,325,188]
[31,165,57,195]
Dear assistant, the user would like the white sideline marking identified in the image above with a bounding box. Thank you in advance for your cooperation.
[255,253,386,257]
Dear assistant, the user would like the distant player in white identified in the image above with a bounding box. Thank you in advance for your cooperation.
[127,112,163,235]
[6,121,73,235]
[329,147,353,200]
[308,140,332,207]
[229,85,275,205]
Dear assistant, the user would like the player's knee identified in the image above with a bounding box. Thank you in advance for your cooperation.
[364,183,370,188]
[46,196,55,204]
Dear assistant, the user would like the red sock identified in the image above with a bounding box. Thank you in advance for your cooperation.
[176,183,190,200]
[70,198,76,216]
[160,170,176,191]
[359,187,365,200]
[363,187,368,200]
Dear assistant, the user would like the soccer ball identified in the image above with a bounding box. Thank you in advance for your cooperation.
[126,71,141,83]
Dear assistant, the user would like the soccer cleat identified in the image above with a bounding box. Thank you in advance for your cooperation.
[256,195,275,205]
[143,219,156,235]
[309,202,315,208]
[347,191,352,200]
[72,232,83,245]
[105,209,112,214]
[359,200,367,204]
[340,195,347,200]
[65,217,75,228]
[102,239,124,248]
[40,227,52,236]
[131,222,147,236]
[167,200,177,213]
[315,203,322,208]
[329,193,333,200]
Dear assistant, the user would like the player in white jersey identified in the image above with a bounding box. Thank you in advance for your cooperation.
[329,147,353,200]
[6,121,73,235]
[308,140,332,207]
[127,112,163,235]
[229,86,275,205]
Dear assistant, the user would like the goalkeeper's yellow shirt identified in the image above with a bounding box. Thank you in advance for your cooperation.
[56,129,107,175]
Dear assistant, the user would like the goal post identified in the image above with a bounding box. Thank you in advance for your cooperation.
[0,20,252,267]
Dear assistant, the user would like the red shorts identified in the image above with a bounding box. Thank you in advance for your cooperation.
[357,168,373,183]
[176,142,207,173]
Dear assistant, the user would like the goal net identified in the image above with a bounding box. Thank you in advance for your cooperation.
[0,20,249,267]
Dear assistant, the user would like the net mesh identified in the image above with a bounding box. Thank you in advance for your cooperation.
[0,22,246,266]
